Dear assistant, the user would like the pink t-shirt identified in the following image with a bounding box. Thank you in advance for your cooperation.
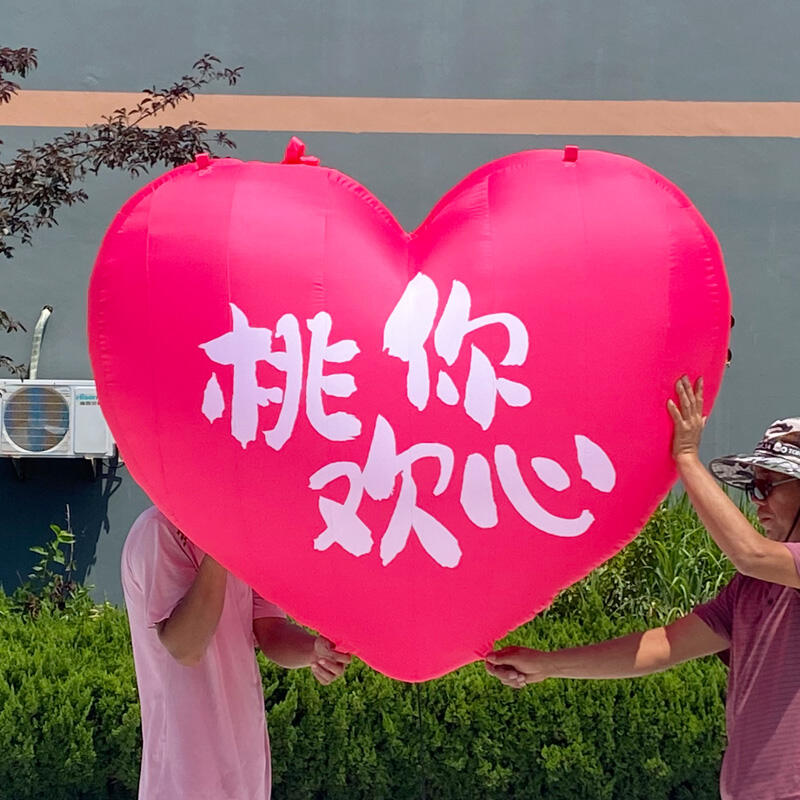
[693,542,800,800]
[121,507,285,800]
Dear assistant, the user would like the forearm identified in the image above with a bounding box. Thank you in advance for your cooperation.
[255,619,317,668]
[488,614,726,685]
[158,555,227,666]
[676,453,767,570]
[545,627,675,680]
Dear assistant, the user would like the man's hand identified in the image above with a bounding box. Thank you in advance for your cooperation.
[253,619,352,679]
[485,646,554,689]
[310,636,351,685]
[485,661,527,689]
[667,375,706,462]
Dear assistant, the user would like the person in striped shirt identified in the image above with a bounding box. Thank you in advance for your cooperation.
[487,376,800,800]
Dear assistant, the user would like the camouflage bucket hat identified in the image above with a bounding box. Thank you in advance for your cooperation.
[709,418,800,490]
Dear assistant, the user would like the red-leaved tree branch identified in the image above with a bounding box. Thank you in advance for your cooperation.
[0,48,241,376]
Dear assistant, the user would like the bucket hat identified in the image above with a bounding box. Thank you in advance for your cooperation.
[709,418,800,489]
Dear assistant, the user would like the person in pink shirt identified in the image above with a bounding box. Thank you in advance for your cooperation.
[122,506,351,800]
[486,376,800,800]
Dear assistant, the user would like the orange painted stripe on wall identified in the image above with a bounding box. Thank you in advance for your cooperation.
[3,91,800,137]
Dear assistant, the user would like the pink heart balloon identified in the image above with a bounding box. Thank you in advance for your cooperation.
[89,145,730,681]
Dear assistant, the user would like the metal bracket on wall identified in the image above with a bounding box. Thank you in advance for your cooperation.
[7,454,113,482]
[10,457,24,481]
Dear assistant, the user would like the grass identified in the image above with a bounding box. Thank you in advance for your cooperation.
[547,492,743,624]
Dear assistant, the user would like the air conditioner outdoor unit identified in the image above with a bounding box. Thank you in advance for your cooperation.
[0,379,116,459]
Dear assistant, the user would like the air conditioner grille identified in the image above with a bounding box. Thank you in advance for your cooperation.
[3,386,70,452]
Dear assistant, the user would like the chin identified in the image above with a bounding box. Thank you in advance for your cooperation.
[767,528,792,542]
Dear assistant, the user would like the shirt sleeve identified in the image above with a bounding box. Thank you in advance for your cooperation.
[252,591,287,621]
[692,574,741,642]
[781,542,800,580]
[122,510,200,628]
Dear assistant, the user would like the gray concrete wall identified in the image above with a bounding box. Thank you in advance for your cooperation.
[2,1,799,604]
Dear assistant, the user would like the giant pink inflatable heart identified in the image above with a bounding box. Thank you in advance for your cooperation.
[89,143,729,681]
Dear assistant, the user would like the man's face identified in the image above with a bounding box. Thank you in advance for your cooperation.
[752,466,800,541]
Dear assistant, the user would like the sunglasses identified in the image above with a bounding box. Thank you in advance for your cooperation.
[746,476,798,502]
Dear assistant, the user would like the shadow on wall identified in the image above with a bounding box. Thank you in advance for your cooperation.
[0,456,122,591]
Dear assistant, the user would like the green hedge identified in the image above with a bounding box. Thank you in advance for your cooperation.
[0,596,139,800]
[0,497,734,799]
[0,590,727,800]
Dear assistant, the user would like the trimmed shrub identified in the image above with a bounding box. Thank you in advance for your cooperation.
[0,595,139,800]
[0,497,732,799]
[258,602,727,800]
[0,599,726,800]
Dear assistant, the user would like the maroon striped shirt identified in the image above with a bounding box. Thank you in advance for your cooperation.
[694,542,800,800]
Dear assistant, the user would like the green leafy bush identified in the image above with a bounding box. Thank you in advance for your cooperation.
[256,599,727,800]
[0,607,727,800]
[0,595,139,800]
[0,498,732,799]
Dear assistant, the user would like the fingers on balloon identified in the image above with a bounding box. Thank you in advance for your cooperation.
[695,376,704,409]
[666,398,680,421]
[673,374,705,417]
